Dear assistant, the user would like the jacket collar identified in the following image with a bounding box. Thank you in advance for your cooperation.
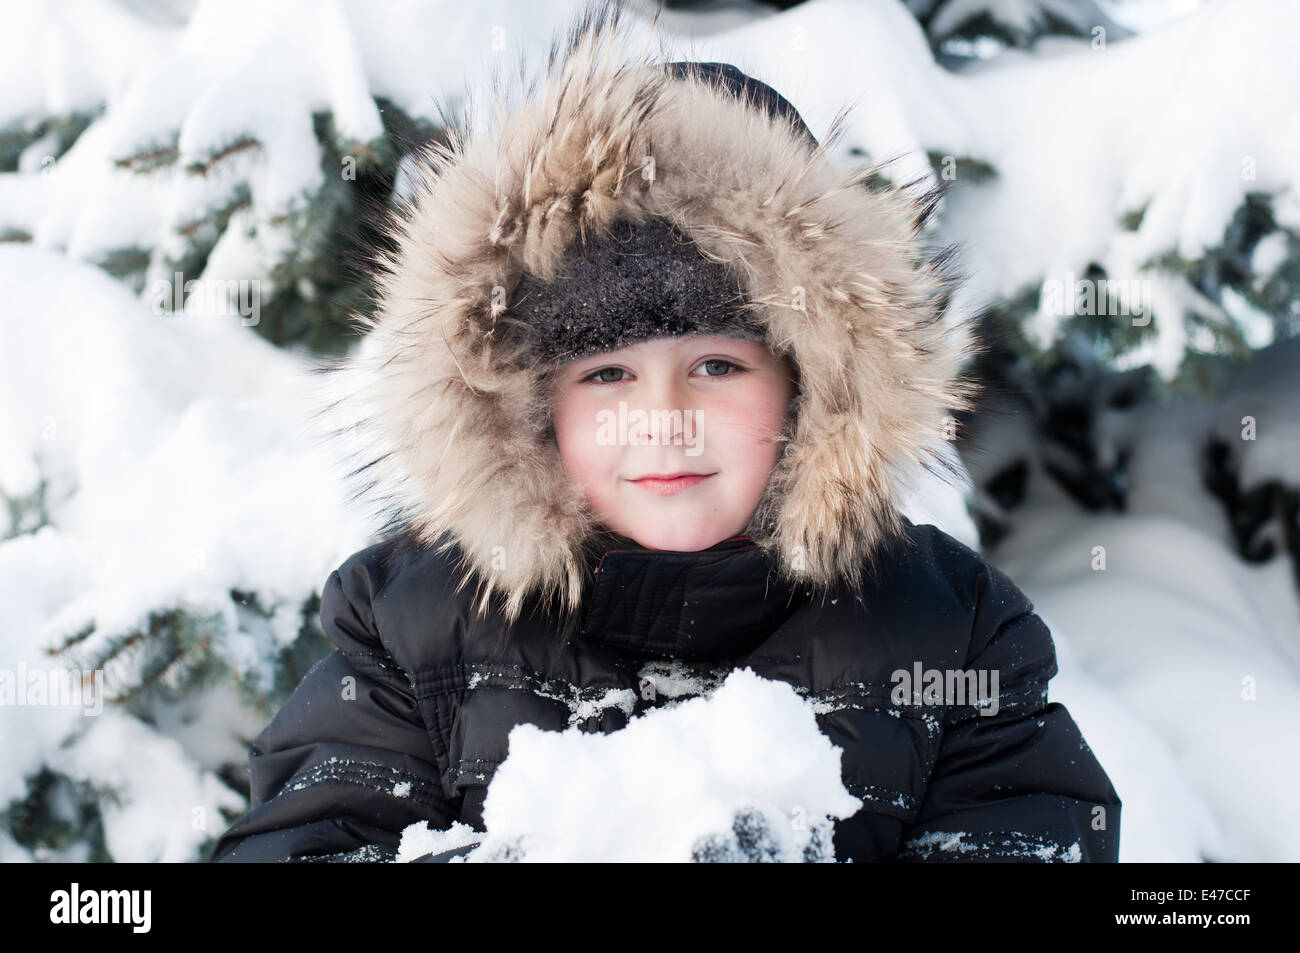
[575,533,805,661]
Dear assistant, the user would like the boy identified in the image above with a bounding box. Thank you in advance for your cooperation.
[210,3,1119,863]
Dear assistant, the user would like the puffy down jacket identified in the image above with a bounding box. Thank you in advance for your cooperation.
[208,519,1120,862]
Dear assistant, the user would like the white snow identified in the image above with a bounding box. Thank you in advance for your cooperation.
[396,820,484,864]
[399,668,862,862]
[0,245,374,860]
[59,707,246,863]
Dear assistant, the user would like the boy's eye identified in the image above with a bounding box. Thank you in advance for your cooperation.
[696,358,738,377]
[581,359,742,383]
[584,367,628,384]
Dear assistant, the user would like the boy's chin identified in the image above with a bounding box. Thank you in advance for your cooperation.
[607,515,742,553]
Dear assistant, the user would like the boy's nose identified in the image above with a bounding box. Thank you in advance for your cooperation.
[629,376,690,443]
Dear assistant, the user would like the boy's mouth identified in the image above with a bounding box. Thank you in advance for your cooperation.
[628,472,715,497]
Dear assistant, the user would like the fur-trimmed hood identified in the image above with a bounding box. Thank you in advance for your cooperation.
[318,1,982,624]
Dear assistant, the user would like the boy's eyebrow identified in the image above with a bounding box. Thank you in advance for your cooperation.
[686,340,769,361]
[569,353,629,373]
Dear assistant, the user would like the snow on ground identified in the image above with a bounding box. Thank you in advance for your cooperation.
[397,668,862,862]
[1039,619,1228,863]
[1006,513,1300,862]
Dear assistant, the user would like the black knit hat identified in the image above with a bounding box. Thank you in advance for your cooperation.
[509,61,820,369]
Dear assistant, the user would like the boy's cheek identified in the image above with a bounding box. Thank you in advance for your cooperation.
[552,397,597,453]
[704,377,789,423]
[555,426,620,493]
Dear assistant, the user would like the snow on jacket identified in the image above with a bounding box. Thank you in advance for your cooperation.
[209,2,1120,862]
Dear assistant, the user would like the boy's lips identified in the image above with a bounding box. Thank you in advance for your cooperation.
[628,472,715,497]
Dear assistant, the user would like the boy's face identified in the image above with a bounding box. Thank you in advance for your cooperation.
[550,334,795,552]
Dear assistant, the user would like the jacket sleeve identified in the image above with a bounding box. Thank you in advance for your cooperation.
[207,552,460,862]
[895,558,1122,863]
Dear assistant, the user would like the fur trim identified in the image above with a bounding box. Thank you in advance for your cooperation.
[316,0,984,623]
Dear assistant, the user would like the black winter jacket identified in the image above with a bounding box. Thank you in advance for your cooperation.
[208,518,1120,863]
